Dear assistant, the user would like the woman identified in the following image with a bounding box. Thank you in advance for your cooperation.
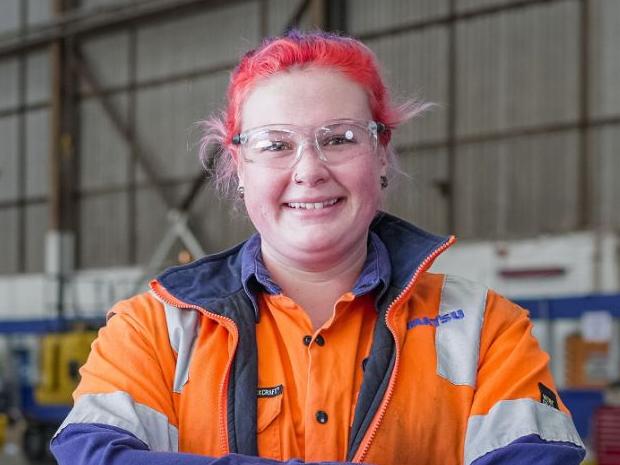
[51,30,585,465]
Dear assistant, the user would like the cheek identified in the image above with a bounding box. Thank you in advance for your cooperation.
[244,169,288,215]
[349,160,383,204]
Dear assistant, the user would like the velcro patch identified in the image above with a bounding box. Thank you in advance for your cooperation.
[538,383,559,409]
[257,385,283,398]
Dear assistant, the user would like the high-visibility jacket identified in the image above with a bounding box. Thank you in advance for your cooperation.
[51,213,585,465]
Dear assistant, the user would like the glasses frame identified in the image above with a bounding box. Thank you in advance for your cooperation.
[231,119,387,168]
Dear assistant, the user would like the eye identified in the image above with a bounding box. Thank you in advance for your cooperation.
[254,139,293,152]
[322,130,357,146]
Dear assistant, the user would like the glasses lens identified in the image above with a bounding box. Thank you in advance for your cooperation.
[316,122,376,162]
[244,130,298,167]
[240,121,378,168]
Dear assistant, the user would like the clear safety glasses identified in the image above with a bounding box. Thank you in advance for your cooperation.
[232,119,387,169]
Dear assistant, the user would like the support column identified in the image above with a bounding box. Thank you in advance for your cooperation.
[48,0,79,317]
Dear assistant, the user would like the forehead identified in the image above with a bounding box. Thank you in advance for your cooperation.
[240,67,372,130]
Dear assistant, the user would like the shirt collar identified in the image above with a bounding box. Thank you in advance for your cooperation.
[240,232,392,316]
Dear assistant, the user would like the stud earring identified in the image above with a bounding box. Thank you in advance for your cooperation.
[380,176,388,190]
[237,186,245,199]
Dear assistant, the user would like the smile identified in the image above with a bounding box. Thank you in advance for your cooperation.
[286,198,340,209]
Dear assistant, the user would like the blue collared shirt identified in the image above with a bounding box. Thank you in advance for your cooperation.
[240,232,392,318]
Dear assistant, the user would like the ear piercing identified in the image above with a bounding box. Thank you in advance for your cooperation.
[380,176,388,189]
[237,186,245,199]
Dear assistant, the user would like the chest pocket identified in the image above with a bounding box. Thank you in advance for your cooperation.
[257,394,283,459]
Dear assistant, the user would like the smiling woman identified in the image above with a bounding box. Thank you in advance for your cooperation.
[51,30,585,465]
[236,68,386,320]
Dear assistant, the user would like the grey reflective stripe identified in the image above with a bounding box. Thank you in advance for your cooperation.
[55,391,179,452]
[164,302,200,393]
[436,275,487,386]
[464,398,584,465]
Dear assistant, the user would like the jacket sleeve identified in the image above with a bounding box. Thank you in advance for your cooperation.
[52,423,345,465]
[464,290,585,465]
[50,294,354,465]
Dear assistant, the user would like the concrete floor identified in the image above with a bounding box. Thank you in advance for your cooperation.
[1,447,39,465]
[2,423,55,464]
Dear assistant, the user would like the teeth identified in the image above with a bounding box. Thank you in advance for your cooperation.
[288,199,338,209]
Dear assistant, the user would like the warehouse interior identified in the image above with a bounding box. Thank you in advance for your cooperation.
[0,0,619,463]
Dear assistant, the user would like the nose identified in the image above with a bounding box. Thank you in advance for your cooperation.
[291,141,330,186]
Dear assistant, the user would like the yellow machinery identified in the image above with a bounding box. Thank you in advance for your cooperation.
[0,412,6,448]
[35,330,98,406]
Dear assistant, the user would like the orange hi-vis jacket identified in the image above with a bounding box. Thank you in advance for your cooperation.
[51,213,584,465]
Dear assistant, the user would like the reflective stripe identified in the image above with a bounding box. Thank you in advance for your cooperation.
[464,398,584,465]
[164,302,200,393]
[436,275,487,386]
[55,391,179,452]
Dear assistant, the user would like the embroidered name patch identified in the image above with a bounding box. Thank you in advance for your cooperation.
[407,309,464,330]
[539,383,559,409]
[257,385,283,398]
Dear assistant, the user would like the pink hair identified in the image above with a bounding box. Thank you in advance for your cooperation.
[198,30,431,198]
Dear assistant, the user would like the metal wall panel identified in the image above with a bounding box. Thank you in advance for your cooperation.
[454,131,579,239]
[0,207,19,274]
[0,115,19,202]
[455,1,579,137]
[191,184,255,254]
[590,126,620,229]
[24,109,49,199]
[27,0,52,27]
[367,27,448,146]
[80,32,131,93]
[265,0,305,36]
[590,0,620,118]
[0,58,19,110]
[0,0,19,36]
[79,192,130,267]
[135,72,229,183]
[26,50,51,105]
[136,2,260,83]
[24,202,47,273]
[79,94,130,191]
[348,0,448,35]
[386,149,449,235]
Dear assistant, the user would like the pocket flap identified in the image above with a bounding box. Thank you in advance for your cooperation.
[257,394,283,433]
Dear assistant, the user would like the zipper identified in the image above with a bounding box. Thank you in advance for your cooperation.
[353,236,456,463]
[150,279,239,455]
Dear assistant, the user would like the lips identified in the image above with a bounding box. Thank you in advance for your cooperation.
[285,198,340,209]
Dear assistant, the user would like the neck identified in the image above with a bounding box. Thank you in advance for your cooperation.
[261,238,368,328]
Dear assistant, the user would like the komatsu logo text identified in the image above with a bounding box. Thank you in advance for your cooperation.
[407,309,465,330]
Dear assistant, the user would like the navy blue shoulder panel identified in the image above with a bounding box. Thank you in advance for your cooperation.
[370,211,450,290]
[156,240,248,313]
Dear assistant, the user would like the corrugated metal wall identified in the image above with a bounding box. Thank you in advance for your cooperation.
[0,0,618,274]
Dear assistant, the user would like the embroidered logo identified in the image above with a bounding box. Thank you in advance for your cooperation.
[257,385,283,398]
[538,383,559,409]
[407,309,465,330]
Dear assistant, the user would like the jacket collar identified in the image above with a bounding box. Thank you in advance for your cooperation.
[154,212,452,316]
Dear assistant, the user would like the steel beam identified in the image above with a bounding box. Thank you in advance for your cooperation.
[72,47,176,209]
[356,0,569,41]
[49,0,81,316]
[578,0,591,230]
[0,0,248,58]
[17,0,28,273]
[395,115,620,154]
[285,0,312,31]
[325,0,347,33]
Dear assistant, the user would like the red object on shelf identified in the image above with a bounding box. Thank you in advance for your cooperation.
[595,406,620,465]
